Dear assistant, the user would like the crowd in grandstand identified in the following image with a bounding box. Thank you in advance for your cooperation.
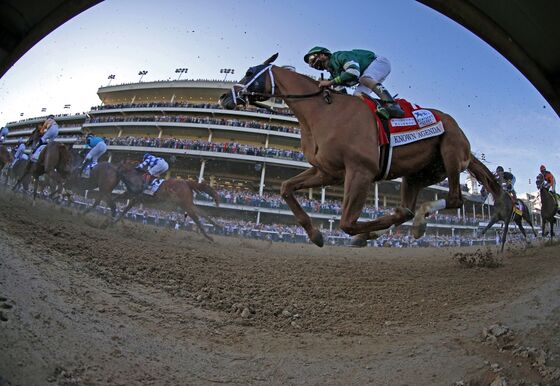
[90,101,293,117]
[87,114,300,134]
[197,188,481,225]
[106,136,306,161]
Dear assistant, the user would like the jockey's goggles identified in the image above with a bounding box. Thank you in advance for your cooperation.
[307,54,324,70]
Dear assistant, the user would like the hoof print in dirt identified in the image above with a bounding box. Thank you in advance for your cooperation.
[0,297,13,321]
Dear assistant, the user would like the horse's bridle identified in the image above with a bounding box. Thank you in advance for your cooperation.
[229,65,328,106]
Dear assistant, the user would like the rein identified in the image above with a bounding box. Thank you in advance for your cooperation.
[233,64,332,105]
[243,89,324,100]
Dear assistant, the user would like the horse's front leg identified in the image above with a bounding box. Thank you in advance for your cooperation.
[281,167,340,247]
[112,194,139,224]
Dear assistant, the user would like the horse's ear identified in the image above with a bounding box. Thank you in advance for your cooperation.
[264,53,278,65]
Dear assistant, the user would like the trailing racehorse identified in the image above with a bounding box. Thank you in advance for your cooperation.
[12,125,72,201]
[6,159,31,190]
[63,149,121,218]
[220,53,490,247]
[114,161,221,241]
[0,145,12,172]
[535,173,558,239]
[477,180,537,251]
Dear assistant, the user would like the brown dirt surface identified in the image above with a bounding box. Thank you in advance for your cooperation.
[0,190,559,385]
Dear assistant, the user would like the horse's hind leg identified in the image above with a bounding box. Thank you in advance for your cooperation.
[480,216,499,237]
[183,206,214,242]
[514,216,529,244]
[524,212,538,238]
[500,218,511,252]
[338,168,405,237]
[350,176,421,247]
[281,167,340,247]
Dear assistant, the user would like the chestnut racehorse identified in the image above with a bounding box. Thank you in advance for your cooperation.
[220,53,497,247]
[114,161,222,241]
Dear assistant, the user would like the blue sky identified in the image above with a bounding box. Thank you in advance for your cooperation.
[0,0,558,194]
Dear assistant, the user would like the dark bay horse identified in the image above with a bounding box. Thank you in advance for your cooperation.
[13,126,72,200]
[7,159,31,190]
[63,149,121,218]
[535,173,558,239]
[0,145,12,171]
[220,53,487,247]
[478,186,537,252]
[114,162,222,241]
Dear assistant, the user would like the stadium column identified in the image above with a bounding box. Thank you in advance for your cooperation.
[321,187,326,204]
[374,182,379,210]
[198,160,206,183]
[157,127,162,138]
[258,164,266,196]
[472,203,476,221]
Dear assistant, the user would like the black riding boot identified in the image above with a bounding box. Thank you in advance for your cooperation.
[372,83,405,119]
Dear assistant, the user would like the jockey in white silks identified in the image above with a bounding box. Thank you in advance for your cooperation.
[80,133,107,173]
[137,153,169,178]
[31,115,59,157]
[11,138,28,167]
[0,126,9,143]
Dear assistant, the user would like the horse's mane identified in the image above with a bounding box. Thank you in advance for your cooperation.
[274,66,321,87]
[466,154,502,198]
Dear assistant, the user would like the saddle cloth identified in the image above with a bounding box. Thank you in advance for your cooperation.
[361,97,445,147]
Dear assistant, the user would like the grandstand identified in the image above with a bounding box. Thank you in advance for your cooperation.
[3,78,540,239]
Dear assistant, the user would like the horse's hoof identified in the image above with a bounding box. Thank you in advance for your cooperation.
[310,230,324,247]
[349,237,367,248]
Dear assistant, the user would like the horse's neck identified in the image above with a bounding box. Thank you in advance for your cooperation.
[273,68,337,161]
[273,67,324,122]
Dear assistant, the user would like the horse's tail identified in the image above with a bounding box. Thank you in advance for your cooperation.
[467,153,502,198]
[189,180,220,207]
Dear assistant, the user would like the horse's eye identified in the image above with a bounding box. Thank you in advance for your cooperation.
[245,70,253,77]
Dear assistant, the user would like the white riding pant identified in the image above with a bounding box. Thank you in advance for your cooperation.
[41,124,59,143]
[148,160,168,177]
[354,56,391,95]
[85,141,107,163]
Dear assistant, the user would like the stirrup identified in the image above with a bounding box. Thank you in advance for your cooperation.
[376,106,390,120]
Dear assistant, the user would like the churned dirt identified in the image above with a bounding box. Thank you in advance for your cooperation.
[0,190,559,385]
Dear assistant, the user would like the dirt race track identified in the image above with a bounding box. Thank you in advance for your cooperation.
[0,191,559,386]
